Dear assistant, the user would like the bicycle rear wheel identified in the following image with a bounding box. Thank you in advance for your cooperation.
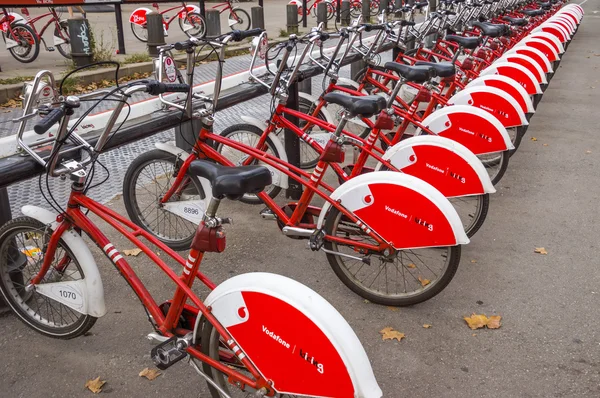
[5,24,39,63]
[0,217,96,338]
[131,21,148,42]
[227,8,250,31]
[54,20,71,59]
[180,12,206,38]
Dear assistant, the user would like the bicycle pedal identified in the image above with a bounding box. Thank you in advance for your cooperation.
[47,47,55,52]
[150,336,187,370]
[260,207,276,220]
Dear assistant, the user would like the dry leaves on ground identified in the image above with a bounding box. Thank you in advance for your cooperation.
[471,260,477,263]
[418,276,431,287]
[380,327,405,342]
[423,324,432,329]
[84,377,106,394]
[531,137,538,141]
[407,263,416,269]
[464,314,502,330]
[139,368,161,381]
[534,247,548,255]
[123,248,143,256]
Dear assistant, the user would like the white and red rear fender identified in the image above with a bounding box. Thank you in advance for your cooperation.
[467,75,535,114]
[447,85,528,127]
[507,46,553,74]
[498,53,547,84]
[288,0,303,6]
[375,135,496,196]
[20,206,107,318]
[416,105,514,154]
[559,8,583,24]
[202,273,383,398]
[298,92,335,124]
[564,4,584,19]
[518,38,560,62]
[316,172,470,248]
[527,32,564,55]
[129,7,152,24]
[479,61,543,96]
[533,23,569,44]
[548,16,576,34]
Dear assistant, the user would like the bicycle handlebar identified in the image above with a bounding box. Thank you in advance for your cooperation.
[230,28,264,41]
[174,28,265,50]
[145,82,191,95]
[34,107,64,135]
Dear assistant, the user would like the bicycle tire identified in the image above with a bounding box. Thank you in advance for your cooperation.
[323,207,462,306]
[54,21,71,59]
[449,193,489,238]
[122,149,207,251]
[130,20,148,42]
[228,8,251,31]
[180,11,206,38]
[297,96,330,169]
[0,217,97,338]
[6,23,39,63]
[478,151,509,186]
[217,124,282,205]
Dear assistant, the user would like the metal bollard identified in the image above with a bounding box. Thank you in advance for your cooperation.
[298,76,312,95]
[251,6,265,30]
[341,0,351,26]
[350,58,366,82]
[67,17,94,67]
[380,0,389,15]
[362,0,371,24]
[147,12,165,58]
[287,4,299,34]
[206,9,221,37]
[317,2,328,29]
[284,82,303,200]
[394,0,402,20]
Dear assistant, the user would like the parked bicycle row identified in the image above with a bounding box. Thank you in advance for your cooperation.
[0,0,583,396]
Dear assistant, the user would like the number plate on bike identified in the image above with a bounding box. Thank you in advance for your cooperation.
[164,56,177,83]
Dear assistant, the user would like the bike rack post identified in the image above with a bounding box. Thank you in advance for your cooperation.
[259,0,264,7]
[0,187,24,314]
[380,0,389,15]
[299,75,312,95]
[362,0,371,23]
[251,6,265,30]
[147,12,166,58]
[317,2,329,29]
[341,0,351,26]
[206,10,221,37]
[199,0,206,17]
[302,0,308,28]
[284,82,303,200]
[114,4,126,55]
[336,0,342,23]
[287,4,299,34]
[394,0,402,20]
[67,17,94,68]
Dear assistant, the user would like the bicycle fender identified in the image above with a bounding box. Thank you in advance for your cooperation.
[0,12,25,33]
[525,34,563,57]
[548,16,576,35]
[507,46,553,74]
[336,77,366,93]
[535,22,570,43]
[179,4,200,18]
[479,61,542,96]
[316,172,469,248]
[154,141,214,205]
[558,8,582,25]
[129,7,152,25]
[298,92,335,124]
[20,205,107,318]
[447,85,528,127]
[415,105,514,154]
[375,135,496,196]
[467,75,535,114]
[288,0,303,6]
[239,116,289,189]
[518,38,560,63]
[200,272,383,398]
[498,53,547,84]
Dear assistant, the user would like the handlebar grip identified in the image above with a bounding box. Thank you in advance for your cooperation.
[415,1,429,8]
[443,10,457,15]
[174,40,194,51]
[363,23,387,32]
[34,107,64,135]
[231,28,264,42]
[400,20,417,26]
[146,82,191,95]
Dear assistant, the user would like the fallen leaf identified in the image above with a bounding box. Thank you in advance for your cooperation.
[363,299,370,304]
[472,333,477,337]
[464,314,489,330]
[387,306,399,312]
[418,276,431,287]
[123,248,143,256]
[534,247,548,255]
[487,315,502,329]
[84,377,106,394]
[586,150,592,154]
[139,367,161,381]
[543,143,548,146]
[471,259,477,263]
[407,263,416,269]
[423,324,432,329]
[531,137,538,141]
[380,327,405,342]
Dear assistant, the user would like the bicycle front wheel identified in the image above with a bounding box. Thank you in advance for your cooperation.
[130,21,148,42]
[54,20,71,59]
[323,207,461,306]
[180,12,206,38]
[227,8,251,31]
[0,217,97,338]
[6,24,39,63]
[122,149,207,251]
[478,151,509,185]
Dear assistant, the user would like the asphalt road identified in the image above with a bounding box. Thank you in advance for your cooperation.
[1,1,599,397]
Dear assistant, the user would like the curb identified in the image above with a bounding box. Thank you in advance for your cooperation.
[0,36,290,105]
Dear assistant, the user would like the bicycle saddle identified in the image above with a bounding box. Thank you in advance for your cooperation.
[323,93,387,117]
[384,62,436,83]
[522,9,545,16]
[445,35,482,49]
[415,61,456,78]
[502,16,528,26]
[188,160,272,199]
[471,21,506,37]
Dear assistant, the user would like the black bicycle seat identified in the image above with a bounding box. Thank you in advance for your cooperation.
[522,9,545,16]
[415,61,456,78]
[188,160,272,199]
[445,34,482,49]
[384,62,436,83]
[502,16,528,26]
[471,21,506,37]
[323,93,387,117]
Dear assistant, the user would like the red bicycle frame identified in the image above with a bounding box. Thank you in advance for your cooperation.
[152,2,193,30]
[19,7,68,45]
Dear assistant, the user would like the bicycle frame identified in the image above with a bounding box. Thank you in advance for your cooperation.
[212,0,234,14]
[20,7,65,41]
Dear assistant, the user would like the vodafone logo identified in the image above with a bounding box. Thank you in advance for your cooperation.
[42,86,52,97]
[237,306,247,319]
[362,194,373,205]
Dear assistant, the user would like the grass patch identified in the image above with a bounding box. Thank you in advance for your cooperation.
[0,76,35,86]
[279,28,290,37]
[123,52,152,64]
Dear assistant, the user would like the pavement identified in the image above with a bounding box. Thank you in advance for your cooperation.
[1,0,600,397]
[0,1,321,81]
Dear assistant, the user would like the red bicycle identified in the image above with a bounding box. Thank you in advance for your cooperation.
[129,1,205,42]
[0,67,383,397]
[211,0,251,31]
[18,7,72,59]
[288,0,335,23]
[1,8,39,63]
